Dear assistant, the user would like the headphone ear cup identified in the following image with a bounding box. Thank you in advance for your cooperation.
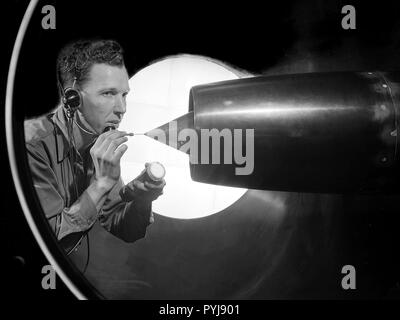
[63,87,82,111]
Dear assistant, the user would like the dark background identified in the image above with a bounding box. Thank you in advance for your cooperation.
[2,0,400,304]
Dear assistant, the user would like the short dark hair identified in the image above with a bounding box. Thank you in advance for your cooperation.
[57,39,125,89]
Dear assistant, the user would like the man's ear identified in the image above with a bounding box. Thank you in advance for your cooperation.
[77,88,85,109]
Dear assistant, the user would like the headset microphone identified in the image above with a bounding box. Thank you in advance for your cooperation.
[103,126,115,132]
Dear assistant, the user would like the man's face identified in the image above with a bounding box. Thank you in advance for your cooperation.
[79,63,130,134]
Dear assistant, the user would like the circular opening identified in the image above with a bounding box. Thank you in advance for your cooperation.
[119,55,248,220]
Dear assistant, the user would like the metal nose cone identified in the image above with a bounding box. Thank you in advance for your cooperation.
[144,111,194,154]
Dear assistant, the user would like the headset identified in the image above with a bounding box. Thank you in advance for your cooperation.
[59,76,82,118]
[56,57,83,116]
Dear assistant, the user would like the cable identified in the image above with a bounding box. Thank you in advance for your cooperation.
[67,116,79,199]
[65,113,91,276]
[57,70,92,269]
[82,233,90,274]
[74,118,97,136]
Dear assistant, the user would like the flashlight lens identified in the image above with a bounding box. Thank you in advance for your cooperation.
[148,162,165,181]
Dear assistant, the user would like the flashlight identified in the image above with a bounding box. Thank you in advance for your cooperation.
[119,162,166,202]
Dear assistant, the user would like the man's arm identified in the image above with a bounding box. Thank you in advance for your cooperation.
[26,142,104,241]
[27,128,159,245]
[26,128,132,242]
[98,178,153,242]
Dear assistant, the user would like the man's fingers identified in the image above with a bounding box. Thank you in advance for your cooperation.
[132,179,149,191]
[92,129,121,149]
[105,136,129,157]
[94,130,130,149]
[91,130,115,153]
[93,131,132,157]
[113,144,128,160]
[144,180,166,189]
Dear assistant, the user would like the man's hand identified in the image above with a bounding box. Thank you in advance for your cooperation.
[118,163,166,225]
[121,163,166,201]
[90,130,132,193]
[131,163,166,199]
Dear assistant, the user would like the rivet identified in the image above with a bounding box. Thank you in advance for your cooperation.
[381,157,388,163]
[368,72,373,75]
[382,84,388,88]
[391,130,397,137]
[380,104,386,110]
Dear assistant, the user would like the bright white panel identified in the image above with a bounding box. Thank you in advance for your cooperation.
[120,55,247,219]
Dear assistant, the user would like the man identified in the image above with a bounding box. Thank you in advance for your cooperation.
[24,39,165,253]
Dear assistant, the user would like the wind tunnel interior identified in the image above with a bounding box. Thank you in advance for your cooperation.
[12,0,400,300]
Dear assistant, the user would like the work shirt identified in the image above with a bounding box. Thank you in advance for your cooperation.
[24,106,152,250]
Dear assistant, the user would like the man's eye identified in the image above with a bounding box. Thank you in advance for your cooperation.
[102,91,114,97]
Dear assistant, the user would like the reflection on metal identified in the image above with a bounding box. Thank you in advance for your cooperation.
[146,71,400,193]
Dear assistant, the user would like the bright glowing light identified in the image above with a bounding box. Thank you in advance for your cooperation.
[119,55,248,219]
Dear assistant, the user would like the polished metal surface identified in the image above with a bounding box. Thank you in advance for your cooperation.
[189,71,400,193]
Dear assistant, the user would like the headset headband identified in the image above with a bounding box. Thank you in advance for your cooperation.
[58,66,81,118]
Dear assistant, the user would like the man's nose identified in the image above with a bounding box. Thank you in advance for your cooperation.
[114,94,126,115]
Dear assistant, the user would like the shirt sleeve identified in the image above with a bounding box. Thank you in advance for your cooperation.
[26,142,98,242]
[98,178,152,243]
